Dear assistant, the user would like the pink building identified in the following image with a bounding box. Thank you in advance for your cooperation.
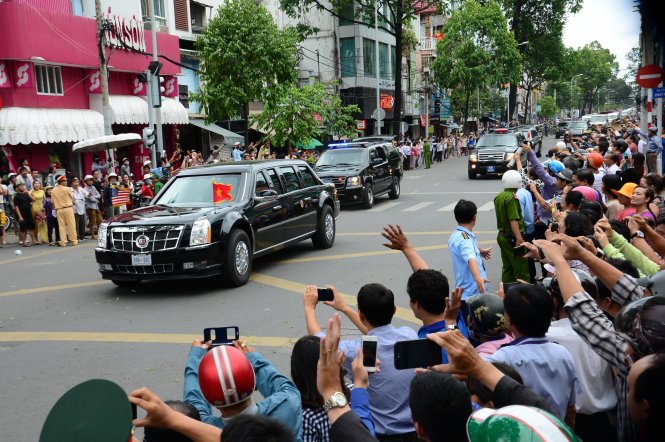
[0,0,188,179]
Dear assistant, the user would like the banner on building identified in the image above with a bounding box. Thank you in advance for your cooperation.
[87,70,102,94]
[13,62,33,89]
[0,62,10,88]
[132,75,147,96]
[380,94,394,111]
[163,76,178,98]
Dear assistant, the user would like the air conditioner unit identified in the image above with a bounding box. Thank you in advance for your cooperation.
[423,67,430,75]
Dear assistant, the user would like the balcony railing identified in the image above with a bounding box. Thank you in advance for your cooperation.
[419,38,438,55]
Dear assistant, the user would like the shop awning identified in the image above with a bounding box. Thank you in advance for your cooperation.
[189,119,243,145]
[0,106,104,146]
[89,95,189,125]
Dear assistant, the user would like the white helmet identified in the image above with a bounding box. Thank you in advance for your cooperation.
[556,141,566,150]
[143,174,152,180]
[502,170,522,189]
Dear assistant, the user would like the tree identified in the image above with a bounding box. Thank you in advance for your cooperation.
[250,82,360,150]
[538,95,557,119]
[431,0,520,131]
[570,41,618,115]
[279,0,439,135]
[191,0,300,139]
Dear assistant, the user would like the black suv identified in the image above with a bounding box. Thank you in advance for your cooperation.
[95,160,340,287]
[555,121,569,138]
[468,131,524,179]
[314,142,402,209]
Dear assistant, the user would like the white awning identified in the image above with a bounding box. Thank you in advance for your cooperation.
[89,95,189,125]
[0,107,104,146]
[189,119,243,145]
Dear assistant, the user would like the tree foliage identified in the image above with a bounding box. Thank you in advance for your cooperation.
[431,0,520,129]
[538,95,557,118]
[570,41,618,115]
[250,82,360,149]
[192,0,300,124]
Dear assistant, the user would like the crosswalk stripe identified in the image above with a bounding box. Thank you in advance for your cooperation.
[437,202,458,212]
[368,202,403,212]
[402,202,435,212]
[477,201,495,211]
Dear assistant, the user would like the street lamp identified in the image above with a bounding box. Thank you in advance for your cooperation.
[570,74,583,118]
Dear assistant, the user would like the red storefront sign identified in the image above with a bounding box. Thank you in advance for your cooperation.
[380,94,394,111]
[356,120,366,130]
[0,61,10,88]
[86,70,102,94]
[13,61,33,89]
[132,75,147,96]
[163,76,178,98]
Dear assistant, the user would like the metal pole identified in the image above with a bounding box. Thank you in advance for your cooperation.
[150,0,164,159]
[147,70,157,167]
[374,0,381,135]
[95,0,114,172]
[424,76,429,139]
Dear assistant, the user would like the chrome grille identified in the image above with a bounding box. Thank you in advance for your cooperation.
[320,177,346,189]
[116,264,174,274]
[110,226,184,253]
[478,152,505,162]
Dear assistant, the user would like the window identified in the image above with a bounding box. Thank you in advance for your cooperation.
[376,146,388,161]
[265,169,283,194]
[379,43,389,80]
[155,174,241,207]
[35,65,63,96]
[340,38,355,78]
[369,148,378,163]
[255,171,270,196]
[71,0,83,16]
[338,1,355,26]
[298,165,317,188]
[363,38,375,76]
[279,166,301,192]
[141,0,166,27]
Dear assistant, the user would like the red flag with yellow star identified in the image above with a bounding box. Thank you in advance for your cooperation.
[212,180,233,204]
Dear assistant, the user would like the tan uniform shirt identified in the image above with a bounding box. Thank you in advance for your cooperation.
[52,185,73,210]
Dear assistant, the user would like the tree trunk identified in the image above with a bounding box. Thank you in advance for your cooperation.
[524,83,531,123]
[391,1,404,136]
[243,102,250,145]
[509,0,524,122]
[463,89,471,133]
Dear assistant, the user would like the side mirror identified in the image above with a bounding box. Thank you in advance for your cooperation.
[371,158,383,166]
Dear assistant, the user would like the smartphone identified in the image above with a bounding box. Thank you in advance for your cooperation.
[394,339,443,370]
[203,327,240,347]
[317,288,334,302]
[131,402,137,421]
[514,245,528,257]
[362,335,378,372]
[551,223,559,233]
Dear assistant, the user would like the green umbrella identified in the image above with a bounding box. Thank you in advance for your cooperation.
[296,138,323,150]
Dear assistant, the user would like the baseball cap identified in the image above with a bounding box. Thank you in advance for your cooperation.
[556,169,574,183]
[234,142,241,146]
[143,174,152,180]
[546,160,564,175]
[56,174,67,182]
[648,126,659,132]
[143,160,152,166]
[84,175,94,181]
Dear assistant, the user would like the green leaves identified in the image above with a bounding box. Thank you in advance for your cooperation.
[191,0,299,122]
[538,96,557,118]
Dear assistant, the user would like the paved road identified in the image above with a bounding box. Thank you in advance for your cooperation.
[0,138,554,439]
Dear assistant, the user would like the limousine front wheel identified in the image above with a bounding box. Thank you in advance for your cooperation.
[312,205,335,249]
[223,229,252,287]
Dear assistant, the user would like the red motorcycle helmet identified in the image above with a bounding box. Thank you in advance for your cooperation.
[198,346,256,407]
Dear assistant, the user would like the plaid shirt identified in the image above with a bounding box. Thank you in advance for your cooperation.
[302,407,330,442]
[563,274,645,442]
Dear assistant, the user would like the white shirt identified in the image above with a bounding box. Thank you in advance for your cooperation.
[605,164,620,175]
[638,139,647,154]
[547,318,617,414]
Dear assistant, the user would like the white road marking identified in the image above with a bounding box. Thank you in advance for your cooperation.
[403,191,497,195]
[405,175,424,180]
[368,202,403,212]
[477,201,495,211]
[437,202,458,212]
[403,202,435,212]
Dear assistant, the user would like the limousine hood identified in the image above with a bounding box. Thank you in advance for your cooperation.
[106,204,236,226]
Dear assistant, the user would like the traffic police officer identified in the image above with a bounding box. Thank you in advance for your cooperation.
[494,170,529,283]
[448,199,492,298]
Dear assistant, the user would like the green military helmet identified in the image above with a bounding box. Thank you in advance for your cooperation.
[467,405,579,441]
[466,293,507,338]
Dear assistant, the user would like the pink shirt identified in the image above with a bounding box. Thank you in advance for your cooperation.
[476,334,514,358]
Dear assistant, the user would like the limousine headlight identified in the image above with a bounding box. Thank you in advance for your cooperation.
[469,154,477,162]
[97,223,108,248]
[190,219,211,246]
[346,176,362,188]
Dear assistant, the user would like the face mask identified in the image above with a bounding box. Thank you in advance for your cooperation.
[124,161,129,165]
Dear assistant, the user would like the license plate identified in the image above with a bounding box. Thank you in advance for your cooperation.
[487,166,496,173]
[132,254,152,266]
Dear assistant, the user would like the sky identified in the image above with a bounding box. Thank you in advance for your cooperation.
[562,0,641,74]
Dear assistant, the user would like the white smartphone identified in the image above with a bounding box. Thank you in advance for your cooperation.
[361,335,378,373]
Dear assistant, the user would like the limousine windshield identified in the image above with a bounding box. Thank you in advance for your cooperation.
[155,173,242,207]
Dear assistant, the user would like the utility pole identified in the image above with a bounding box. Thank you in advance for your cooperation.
[374,0,381,135]
[150,0,164,160]
[95,0,114,172]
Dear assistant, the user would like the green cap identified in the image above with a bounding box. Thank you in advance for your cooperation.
[40,379,133,442]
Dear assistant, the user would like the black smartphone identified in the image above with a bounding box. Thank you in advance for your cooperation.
[317,288,334,302]
[551,222,559,233]
[131,403,137,421]
[394,339,443,370]
[203,327,240,347]
[514,245,528,257]
[362,336,378,372]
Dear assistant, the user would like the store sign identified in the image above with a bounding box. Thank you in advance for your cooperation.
[356,120,366,130]
[163,76,178,98]
[380,94,394,111]
[0,62,10,88]
[87,70,102,94]
[132,75,147,96]
[104,8,147,53]
[13,62,33,89]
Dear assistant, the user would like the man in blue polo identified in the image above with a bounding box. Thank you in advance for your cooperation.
[448,199,492,297]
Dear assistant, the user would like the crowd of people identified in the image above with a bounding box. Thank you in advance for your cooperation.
[396,133,479,171]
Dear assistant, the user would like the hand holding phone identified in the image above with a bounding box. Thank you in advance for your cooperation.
[203,327,240,347]
[362,335,378,372]
[513,245,528,257]
[317,287,334,302]
[394,339,442,370]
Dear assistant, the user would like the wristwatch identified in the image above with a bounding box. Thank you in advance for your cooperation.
[446,324,459,331]
[631,230,645,239]
[323,392,348,412]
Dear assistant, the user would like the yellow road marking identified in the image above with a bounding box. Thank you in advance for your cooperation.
[277,240,497,264]
[337,230,498,237]
[0,242,96,265]
[0,280,110,298]
[0,331,297,347]
[251,272,419,324]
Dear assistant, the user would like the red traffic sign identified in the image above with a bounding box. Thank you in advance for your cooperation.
[636,64,664,89]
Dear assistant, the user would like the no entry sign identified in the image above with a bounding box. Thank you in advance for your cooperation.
[636,64,664,89]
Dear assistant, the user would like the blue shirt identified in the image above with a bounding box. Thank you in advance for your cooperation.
[448,226,486,299]
[516,188,535,235]
[232,148,243,161]
[418,318,469,364]
[183,347,303,441]
[637,129,663,153]
[486,336,579,420]
[323,324,418,436]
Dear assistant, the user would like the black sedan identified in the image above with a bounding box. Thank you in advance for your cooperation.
[95,160,340,287]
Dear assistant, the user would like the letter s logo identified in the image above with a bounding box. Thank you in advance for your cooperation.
[16,64,30,87]
[89,71,101,92]
[0,63,7,86]
[165,78,175,96]
[133,77,144,95]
